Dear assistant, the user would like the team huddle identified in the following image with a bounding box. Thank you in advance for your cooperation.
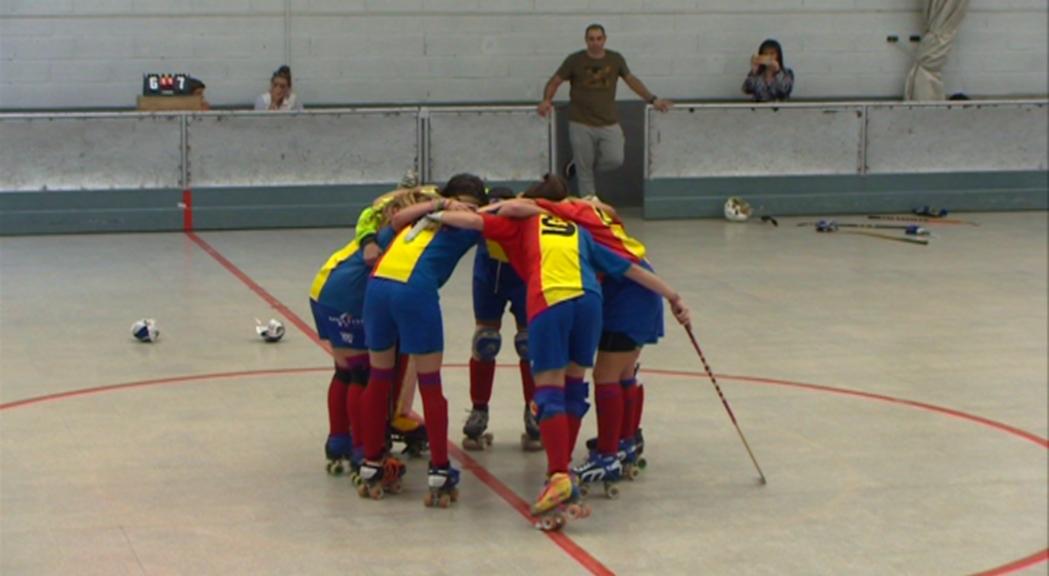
[309,173,690,531]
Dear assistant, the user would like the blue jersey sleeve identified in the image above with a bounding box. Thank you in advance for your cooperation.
[376,226,396,250]
[583,228,631,279]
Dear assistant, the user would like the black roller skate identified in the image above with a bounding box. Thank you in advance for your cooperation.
[532,472,591,531]
[423,463,461,508]
[347,446,364,487]
[461,406,493,450]
[356,455,407,500]
[390,415,429,458]
[520,404,543,452]
[572,451,623,499]
[324,434,353,476]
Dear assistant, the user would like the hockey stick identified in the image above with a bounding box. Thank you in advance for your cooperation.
[867,214,978,226]
[684,326,768,485]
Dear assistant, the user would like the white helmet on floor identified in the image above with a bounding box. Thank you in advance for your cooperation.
[724,197,752,222]
[256,318,286,343]
[131,319,159,342]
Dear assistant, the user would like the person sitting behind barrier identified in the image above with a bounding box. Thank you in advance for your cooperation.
[742,39,794,102]
[187,77,210,111]
[255,65,304,111]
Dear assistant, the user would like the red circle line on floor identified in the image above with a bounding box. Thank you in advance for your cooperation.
[1,365,1045,576]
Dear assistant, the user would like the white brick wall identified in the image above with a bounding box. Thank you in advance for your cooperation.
[0,0,1045,109]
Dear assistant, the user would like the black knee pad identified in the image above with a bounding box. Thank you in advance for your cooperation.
[350,365,370,387]
[335,367,354,384]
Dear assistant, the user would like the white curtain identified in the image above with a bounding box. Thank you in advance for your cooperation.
[904,0,970,100]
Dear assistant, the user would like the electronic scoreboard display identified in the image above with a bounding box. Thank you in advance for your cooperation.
[142,73,192,96]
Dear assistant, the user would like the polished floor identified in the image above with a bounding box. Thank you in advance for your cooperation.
[1,212,1046,576]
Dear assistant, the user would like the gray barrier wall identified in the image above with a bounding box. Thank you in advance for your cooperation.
[427,107,552,184]
[2,101,1046,234]
[0,113,183,191]
[187,109,420,187]
[644,100,1049,219]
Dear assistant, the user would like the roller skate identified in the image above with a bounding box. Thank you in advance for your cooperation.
[520,404,543,452]
[324,434,353,476]
[390,414,428,457]
[355,455,407,500]
[461,406,494,450]
[622,429,647,480]
[531,472,590,531]
[347,446,365,487]
[572,451,622,499]
[423,463,460,508]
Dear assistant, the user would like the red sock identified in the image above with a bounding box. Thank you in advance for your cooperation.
[417,371,449,468]
[326,372,349,436]
[519,360,536,404]
[539,413,570,475]
[469,358,496,409]
[595,383,623,456]
[361,367,395,461]
[632,384,645,435]
[620,381,638,440]
[346,355,369,449]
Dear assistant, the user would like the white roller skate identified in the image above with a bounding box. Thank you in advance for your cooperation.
[572,452,623,499]
[423,463,461,508]
[531,472,591,531]
[461,407,493,450]
[520,404,543,452]
[356,455,406,500]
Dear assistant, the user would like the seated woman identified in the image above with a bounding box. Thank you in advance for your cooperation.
[255,65,304,111]
[742,39,794,102]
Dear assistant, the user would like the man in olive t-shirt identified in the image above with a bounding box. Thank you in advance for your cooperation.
[537,23,672,198]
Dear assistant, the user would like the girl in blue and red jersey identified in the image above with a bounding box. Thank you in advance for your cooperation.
[462,187,542,453]
[357,174,486,507]
[309,188,432,481]
[530,194,659,490]
[431,175,690,529]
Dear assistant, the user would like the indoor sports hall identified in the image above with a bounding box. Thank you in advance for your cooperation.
[1,3,1046,575]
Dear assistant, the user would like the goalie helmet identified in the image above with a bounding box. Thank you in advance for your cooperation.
[131,319,159,343]
[256,318,286,343]
[723,197,752,222]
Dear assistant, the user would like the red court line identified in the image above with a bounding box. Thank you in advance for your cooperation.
[0,368,328,411]
[184,232,614,576]
[971,549,1049,576]
[182,189,193,231]
[3,365,1043,576]
[185,231,329,353]
[643,369,1049,450]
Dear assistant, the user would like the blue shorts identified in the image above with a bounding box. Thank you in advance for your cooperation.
[311,299,367,349]
[472,269,527,327]
[602,260,665,346]
[363,278,443,355]
[528,292,602,373]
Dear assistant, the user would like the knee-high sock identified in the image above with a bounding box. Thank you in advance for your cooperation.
[361,367,395,461]
[595,383,623,456]
[417,371,449,468]
[534,386,569,475]
[564,376,588,457]
[631,384,645,435]
[469,358,496,409]
[619,377,638,440]
[345,355,369,449]
[327,371,349,436]
[519,360,536,404]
